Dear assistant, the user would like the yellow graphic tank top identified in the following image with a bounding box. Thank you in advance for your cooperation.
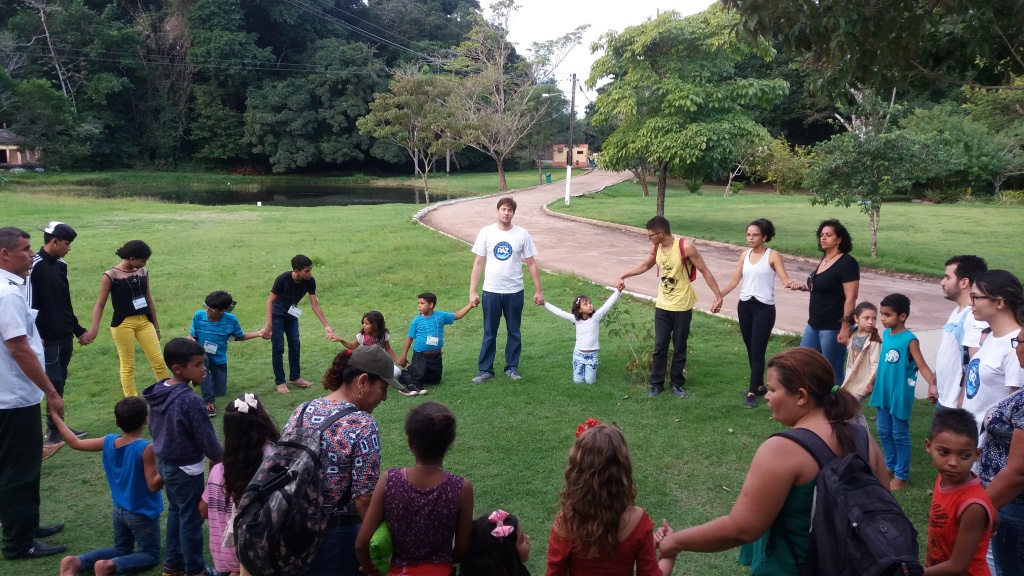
[656,237,698,312]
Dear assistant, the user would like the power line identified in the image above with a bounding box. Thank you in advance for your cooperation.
[276,0,430,59]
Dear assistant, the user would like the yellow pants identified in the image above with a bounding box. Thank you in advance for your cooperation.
[110,314,170,396]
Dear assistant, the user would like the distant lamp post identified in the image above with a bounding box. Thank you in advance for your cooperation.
[564,74,577,206]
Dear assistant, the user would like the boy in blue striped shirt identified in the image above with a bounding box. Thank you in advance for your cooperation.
[188,291,264,416]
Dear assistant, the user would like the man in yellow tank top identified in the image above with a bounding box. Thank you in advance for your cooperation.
[618,216,723,398]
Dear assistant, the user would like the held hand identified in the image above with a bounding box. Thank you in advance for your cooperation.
[397,358,407,368]
[927,383,938,404]
[711,296,723,314]
[865,384,874,396]
[469,299,479,309]
[616,278,626,291]
[654,519,674,546]
[77,332,95,346]
[533,291,545,306]
[836,329,850,346]
[324,326,335,339]
[260,325,272,339]
[470,292,480,307]
[47,394,65,420]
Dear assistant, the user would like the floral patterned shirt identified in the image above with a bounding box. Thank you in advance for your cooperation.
[285,398,381,516]
[980,389,1024,506]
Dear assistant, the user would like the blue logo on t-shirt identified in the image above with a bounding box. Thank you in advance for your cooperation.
[965,358,981,399]
[885,349,901,363]
[493,241,513,261]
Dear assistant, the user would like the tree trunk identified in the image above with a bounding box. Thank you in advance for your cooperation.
[630,167,649,197]
[869,204,880,258]
[496,156,508,191]
[536,159,543,185]
[656,163,667,216]
[421,162,431,205]
[725,162,743,197]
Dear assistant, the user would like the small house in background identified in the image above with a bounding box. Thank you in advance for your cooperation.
[551,143,589,168]
[0,128,40,167]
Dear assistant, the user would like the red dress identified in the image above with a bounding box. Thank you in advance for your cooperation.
[545,508,661,576]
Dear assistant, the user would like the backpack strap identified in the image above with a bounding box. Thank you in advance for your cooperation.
[317,406,360,432]
[771,427,838,469]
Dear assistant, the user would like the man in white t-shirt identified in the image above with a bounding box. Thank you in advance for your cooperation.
[933,255,988,409]
[468,197,544,383]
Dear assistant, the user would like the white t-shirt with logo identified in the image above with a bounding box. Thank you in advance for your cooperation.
[935,306,987,407]
[472,224,538,294]
[962,330,1024,443]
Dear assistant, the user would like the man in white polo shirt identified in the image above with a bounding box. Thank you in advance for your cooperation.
[933,255,988,409]
[468,197,544,382]
[0,227,67,560]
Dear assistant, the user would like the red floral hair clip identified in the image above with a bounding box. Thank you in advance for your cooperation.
[575,417,602,438]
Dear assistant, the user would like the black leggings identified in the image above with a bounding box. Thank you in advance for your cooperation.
[738,298,776,394]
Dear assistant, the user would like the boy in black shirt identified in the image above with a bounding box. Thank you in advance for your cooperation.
[260,255,335,393]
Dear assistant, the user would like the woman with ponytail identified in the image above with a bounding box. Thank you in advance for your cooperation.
[655,348,887,576]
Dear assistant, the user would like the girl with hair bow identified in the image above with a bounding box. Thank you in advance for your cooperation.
[200,393,280,576]
[459,510,532,576]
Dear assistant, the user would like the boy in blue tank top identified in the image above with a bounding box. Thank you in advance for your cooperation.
[868,293,937,491]
[52,396,165,575]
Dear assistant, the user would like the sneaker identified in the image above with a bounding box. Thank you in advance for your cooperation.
[206,403,216,417]
[398,386,419,397]
[44,430,62,446]
[648,385,664,397]
[470,371,493,383]
[397,370,413,386]
[72,428,88,438]
[161,566,183,576]
[504,367,521,380]
[745,393,757,409]
[417,386,429,396]
[186,568,218,576]
[671,385,689,399]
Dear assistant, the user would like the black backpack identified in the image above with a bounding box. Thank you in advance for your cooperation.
[771,427,924,576]
[234,402,358,576]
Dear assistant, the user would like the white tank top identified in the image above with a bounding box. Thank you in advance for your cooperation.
[739,248,776,305]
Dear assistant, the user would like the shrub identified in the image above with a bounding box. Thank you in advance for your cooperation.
[923,187,967,204]
[685,179,703,194]
[995,190,1024,205]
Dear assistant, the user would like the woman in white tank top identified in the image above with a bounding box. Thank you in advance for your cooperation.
[719,219,797,409]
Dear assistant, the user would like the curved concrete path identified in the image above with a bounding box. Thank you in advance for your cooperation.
[420,170,950,336]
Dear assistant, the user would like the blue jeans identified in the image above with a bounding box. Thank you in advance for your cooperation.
[478,290,524,374]
[271,307,301,384]
[651,308,692,389]
[77,505,160,574]
[572,350,598,384]
[875,407,911,481]
[200,359,228,404]
[800,324,847,388]
[302,518,362,576]
[992,502,1024,576]
[158,459,207,574]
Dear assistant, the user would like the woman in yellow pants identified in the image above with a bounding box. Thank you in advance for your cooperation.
[83,240,169,396]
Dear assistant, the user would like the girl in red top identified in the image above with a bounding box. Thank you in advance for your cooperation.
[545,420,662,576]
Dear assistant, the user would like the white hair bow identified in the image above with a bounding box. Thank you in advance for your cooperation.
[233,393,258,414]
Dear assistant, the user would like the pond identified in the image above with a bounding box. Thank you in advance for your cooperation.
[117,183,454,207]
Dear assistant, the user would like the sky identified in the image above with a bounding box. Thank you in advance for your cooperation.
[498,0,717,112]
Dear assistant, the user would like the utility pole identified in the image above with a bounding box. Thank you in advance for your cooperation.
[564,73,577,206]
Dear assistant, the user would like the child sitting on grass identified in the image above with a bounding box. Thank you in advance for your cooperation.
[57,397,164,576]
[924,409,993,575]
[868,293,937,491]
[331,310,416,396]
[398,293,476,393]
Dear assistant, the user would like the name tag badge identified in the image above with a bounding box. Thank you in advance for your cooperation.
[203,341,218,355]
[426,335,439,346]
[287,305,302,318]
[132,296,148,310]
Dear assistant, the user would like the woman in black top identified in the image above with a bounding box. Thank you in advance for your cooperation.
[788,220,860,387]
[83,240,169,396]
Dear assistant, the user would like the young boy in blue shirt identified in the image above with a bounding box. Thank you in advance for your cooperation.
[397,292,475,392]
[143,338,223,576]
[188,291,263,417]
[55,396,164,576]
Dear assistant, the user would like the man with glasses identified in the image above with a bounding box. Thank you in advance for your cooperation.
[934,255,988,410]
[617,215,723,398]
[188,290,265,416]
[27,221,91,453]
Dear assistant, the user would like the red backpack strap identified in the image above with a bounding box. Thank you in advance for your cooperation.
[680,237,698,283]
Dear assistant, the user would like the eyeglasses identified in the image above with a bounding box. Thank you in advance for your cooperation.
[647,232,661,239]
[1012,336,1021,349]
[969,293,998,303]
[206,301,237,313]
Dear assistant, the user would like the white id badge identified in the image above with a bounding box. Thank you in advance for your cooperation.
[425,336,439,346]
[132,296,147,310]
[287,305,302,318]
[203,341,218,355]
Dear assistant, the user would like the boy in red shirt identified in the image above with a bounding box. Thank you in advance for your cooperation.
[925,408,994,575]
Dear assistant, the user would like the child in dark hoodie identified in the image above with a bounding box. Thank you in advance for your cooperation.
[143,338,223,576]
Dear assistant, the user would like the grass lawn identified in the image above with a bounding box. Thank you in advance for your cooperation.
[3,192,936,575]
[551,181,1024,278]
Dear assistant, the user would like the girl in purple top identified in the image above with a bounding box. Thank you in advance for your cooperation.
[356,402,474,576]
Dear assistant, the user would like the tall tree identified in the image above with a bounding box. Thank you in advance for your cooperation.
[444,0,586,191]
[358,71,462,203]
[588,7,788,215]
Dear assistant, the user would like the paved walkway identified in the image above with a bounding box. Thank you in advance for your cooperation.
[420,170,951,335]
